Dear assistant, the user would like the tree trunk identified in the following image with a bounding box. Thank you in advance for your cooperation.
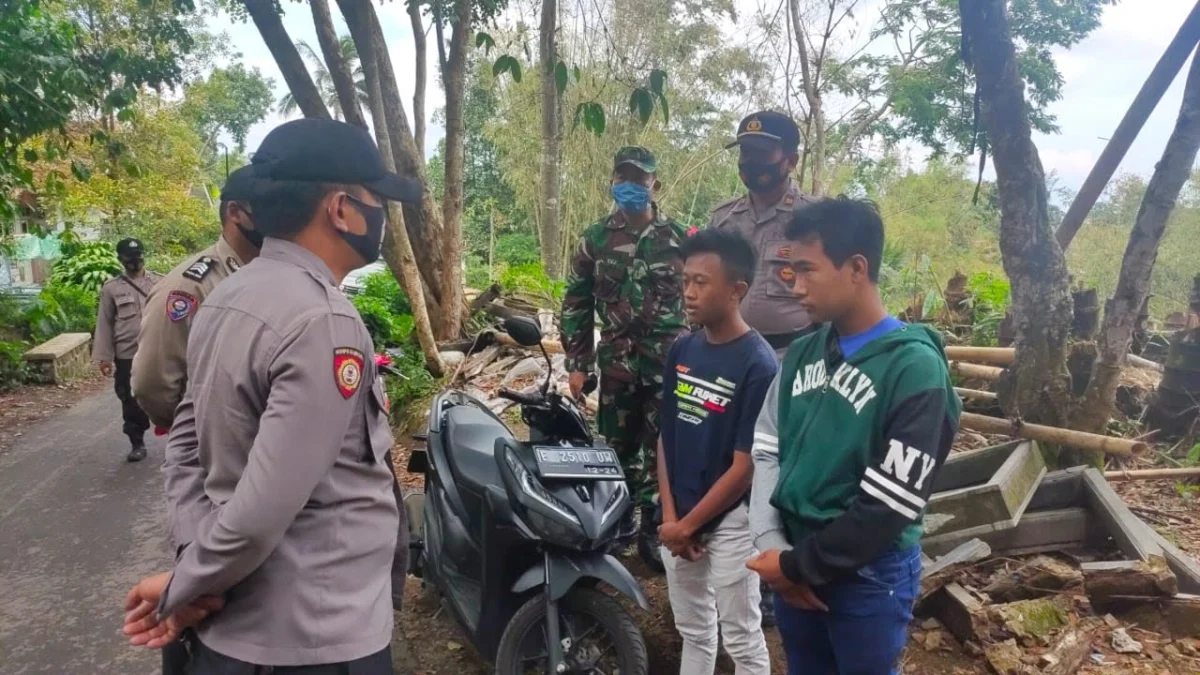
[438,0,470,338]
[408,0,428,158]
[337,0,448,330]
[310,0,367,130]
[242,0,330,120]
[538,0,563,277]
[1055,2,1200,251]
[960,2,1075,439]
[1072,45,1200,436]
[352,11,445,377]
[788,0,823,195]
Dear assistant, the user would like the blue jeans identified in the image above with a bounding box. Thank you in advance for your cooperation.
[774,545,921,675]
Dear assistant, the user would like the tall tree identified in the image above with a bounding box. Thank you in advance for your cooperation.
[960,1,1075,435]
[309,0,368,129]
[409,0,428,158]
[1072,46,1200,438]
[538,0,563,276]
[437,0,473,337]
[181,64,275,151]
[241,0,330,120]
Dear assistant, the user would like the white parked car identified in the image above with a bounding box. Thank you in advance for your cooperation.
[340,261,388,296]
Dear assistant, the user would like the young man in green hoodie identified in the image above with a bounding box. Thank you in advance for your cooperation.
[745,196,960,675]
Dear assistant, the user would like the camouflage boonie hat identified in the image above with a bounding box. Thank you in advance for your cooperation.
[613,146,657,173]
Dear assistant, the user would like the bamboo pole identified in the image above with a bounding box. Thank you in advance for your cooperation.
[949,361,1005,381]
[1127,354,1165,373]
[495,333,565,354]
[956,387,998,402]
[1104,467,1200,481]
[960,412,1144,457]
[945,346,1015,366]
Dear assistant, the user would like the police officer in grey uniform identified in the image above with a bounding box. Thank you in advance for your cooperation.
[710,110,815,626]
[710,110,815,358]
[131,165,262,675]
[121,119,419,674]
[93,237,161,461]
[132,164,263,434]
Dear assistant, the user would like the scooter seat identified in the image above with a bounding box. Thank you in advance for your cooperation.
[443,405,513,494]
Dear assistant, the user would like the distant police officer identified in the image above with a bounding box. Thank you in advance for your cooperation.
[710,111,815,357]
[132,164,263,433]
[131,165,262,675]
[93,238,161,462]
[121,118,418,674]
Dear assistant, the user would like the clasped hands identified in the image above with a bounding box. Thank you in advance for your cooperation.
[122,572,225,648]
[746,550,829,612]
[658,519,705,561]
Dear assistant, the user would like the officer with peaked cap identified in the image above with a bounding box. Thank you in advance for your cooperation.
[94,237,161,462]
[122,118,421,674]
[131,163,264,675]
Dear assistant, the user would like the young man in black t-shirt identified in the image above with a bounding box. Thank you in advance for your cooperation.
[657,228,776,675]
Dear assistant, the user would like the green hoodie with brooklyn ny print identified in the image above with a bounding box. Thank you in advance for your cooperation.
[747,323,961,586]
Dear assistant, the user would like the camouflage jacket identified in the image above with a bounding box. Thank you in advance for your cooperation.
[560,207,687,378]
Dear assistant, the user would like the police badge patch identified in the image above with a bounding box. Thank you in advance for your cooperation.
[333,347,365,399]
[166,291,197,322]
[182,256,215,282]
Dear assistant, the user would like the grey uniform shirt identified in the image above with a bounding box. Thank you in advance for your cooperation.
[158,238,398,666]
[710,180,813,338]
[92,272,160,362]
[132,236,248,429]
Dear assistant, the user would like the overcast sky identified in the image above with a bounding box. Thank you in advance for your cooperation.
[221,0,1198,196]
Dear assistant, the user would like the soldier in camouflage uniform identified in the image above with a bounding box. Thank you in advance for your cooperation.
[561,146,687,565]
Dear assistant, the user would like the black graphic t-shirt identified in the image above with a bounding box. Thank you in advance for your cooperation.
[661,329,777,531]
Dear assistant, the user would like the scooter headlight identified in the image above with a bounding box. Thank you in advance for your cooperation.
[601,481,628,527]
[503,447,581,526]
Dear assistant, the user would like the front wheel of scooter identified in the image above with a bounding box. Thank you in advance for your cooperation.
[494,588,647,675]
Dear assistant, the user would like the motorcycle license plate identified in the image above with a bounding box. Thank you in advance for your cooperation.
[532,446,623,480]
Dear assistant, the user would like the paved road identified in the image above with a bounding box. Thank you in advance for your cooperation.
[0,390,170,675]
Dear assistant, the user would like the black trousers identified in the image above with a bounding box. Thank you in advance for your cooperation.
[190,638,393,675]
[113,358,150,444]
[161,629,193,675]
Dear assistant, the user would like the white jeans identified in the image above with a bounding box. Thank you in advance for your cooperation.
[661,504,771,675]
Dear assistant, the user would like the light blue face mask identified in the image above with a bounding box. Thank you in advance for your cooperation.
[611,182,652,213]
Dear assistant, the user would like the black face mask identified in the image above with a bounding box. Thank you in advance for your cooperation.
[739,160,788,193]
[237,224,264,249]
[121,258,143,274]
[340,194,386,266]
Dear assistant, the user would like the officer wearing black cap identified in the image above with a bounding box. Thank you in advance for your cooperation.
[130,164,262,675]
[133,163,263,435]
[123,119,420,675]
[93,237,160,461]
[710,111,815,357]
[709,110,814,627]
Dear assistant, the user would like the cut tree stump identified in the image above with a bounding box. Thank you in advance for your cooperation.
[925,441,1046,541]
[984,555,1083,603]
[1039,626,1097,675]
[925,582,988,644]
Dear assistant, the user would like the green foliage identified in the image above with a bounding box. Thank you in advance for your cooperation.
[361,272,412,316]
[494,233,540,267]
[499,262,564,305]
[181,64,275,151]
[351,272,414,347]
[383,346,438,419]
[50,242,122,294]
[276,38,368,121]
[0,340,31,392]
[966,271,1012,346]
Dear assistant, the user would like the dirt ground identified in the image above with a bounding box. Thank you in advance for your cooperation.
[0,372,105,456]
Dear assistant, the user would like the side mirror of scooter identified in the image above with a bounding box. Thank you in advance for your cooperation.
[503,316,544,347]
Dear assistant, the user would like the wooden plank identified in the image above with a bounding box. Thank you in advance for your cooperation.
[1081,468,1163,561]
[1082,557,1178,602]
[925,441,1045,541]
[1040,627,1097,675]
[1147,529,1200,595]
[1027,467,1088,511]
[992,441,1047,524]
[936,441,1021,491]
[925,582,987,644]
[922,508,1090,558]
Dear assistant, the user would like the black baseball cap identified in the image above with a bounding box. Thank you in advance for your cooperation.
[250,119,422,203]
[115,238,144,259]
[220,164,259,202]
[726,110,801,152]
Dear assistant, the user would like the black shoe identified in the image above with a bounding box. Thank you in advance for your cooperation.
[127,442,147,462]
[759,585,777,628]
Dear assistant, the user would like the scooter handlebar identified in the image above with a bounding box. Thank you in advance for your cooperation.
[499,388,543,406]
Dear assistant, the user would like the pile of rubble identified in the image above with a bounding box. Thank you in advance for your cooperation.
[917,451,1200,673]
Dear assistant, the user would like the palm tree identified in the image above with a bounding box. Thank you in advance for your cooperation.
[277,35,370,121]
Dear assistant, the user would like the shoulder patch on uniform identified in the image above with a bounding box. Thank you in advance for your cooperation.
[182,256,215,282]
[226,256,241,272]
[165,291,197,322]
[333,347,365,399]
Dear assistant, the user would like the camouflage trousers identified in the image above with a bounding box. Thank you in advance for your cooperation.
[597,365,664,508]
